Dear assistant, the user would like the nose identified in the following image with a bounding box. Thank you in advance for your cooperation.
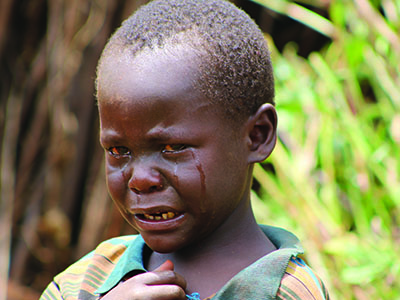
[127,159,164,194]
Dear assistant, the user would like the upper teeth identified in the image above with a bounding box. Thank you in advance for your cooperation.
[143,212,176,220]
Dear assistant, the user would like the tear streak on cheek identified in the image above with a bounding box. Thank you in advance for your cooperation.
[173,161,179,190]
[190,150,206,213]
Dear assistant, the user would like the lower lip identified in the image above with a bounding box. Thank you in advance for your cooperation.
[133,213,186,232]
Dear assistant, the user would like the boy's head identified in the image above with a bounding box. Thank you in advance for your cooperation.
[97,0,274,121]
[96,0,277,253]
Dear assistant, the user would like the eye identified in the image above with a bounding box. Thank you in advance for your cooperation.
[107,146,131,157]
[162,144,187,153]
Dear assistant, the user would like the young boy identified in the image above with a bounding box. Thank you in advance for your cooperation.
[41,0,329,299]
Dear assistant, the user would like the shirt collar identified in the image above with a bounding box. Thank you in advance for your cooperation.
[95,234,147,295]
[212,225,304,300]
[95,225,303,296]
[259,224,303,253]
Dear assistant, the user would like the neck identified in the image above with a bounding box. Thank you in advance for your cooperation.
[147,200,276,296]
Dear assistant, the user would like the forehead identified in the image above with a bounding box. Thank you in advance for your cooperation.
[96,43,240,137]
[97,44,203,103]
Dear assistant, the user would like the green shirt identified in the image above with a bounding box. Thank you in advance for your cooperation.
[40,225,329,300]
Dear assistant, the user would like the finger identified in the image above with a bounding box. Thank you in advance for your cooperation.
[154,260,174,272]
[125,270,187,290]
[138,284,187,300]
[101,280,186,300]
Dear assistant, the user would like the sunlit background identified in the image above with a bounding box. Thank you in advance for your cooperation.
[1,0,399,299]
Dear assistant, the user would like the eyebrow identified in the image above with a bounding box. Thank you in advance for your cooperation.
[146,127,182,142]
[99,129,122,145]
[100,127,185,145]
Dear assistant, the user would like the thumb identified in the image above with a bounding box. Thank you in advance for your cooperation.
[153,259,174,272]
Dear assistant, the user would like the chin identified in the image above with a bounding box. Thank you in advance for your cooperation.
[140,234,185,253]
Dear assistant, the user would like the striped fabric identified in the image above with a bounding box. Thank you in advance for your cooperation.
[40,227,329,300]
[277,257,330,300]
[40,236,135,300]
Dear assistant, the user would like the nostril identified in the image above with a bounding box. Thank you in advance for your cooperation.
[131,183,163,194]
[132,187,142,194]
[149,183,163,193]
[127,163,164,194]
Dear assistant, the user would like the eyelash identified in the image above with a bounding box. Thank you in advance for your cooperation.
[107,146,131,157]
[162,144,187,153]
[107,144,187,157]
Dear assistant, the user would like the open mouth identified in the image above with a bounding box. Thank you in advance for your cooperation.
[136,212,180,221]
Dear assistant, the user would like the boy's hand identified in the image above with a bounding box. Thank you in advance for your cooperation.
[101,260,187,300]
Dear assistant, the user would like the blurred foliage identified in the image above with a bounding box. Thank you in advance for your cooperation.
[2,0,399,299]
[251,0,400,299]
[1,1,145,298]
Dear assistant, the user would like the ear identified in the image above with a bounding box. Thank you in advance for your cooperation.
[246,103,277,163]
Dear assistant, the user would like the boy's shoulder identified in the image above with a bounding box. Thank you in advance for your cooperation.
[58,235,138,277]
[276,256,330,300]
[211,225,329,300]
[40,235,140,300]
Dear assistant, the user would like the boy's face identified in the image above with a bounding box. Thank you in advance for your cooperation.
[97,47,252,253]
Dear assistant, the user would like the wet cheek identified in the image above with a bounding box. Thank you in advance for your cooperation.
[188,150,210,214]
[170,161,180,190]
[189,151,206,190]
[106,168,127,203]
[169,160,205,201]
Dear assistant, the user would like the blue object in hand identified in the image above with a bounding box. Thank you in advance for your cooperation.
[186,292,201,300]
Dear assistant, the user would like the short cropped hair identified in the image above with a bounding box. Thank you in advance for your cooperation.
[98,0,274,120]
